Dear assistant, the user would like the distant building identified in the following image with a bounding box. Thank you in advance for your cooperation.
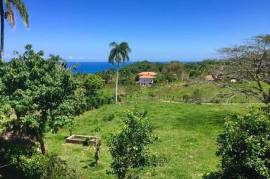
[138,72,157,86]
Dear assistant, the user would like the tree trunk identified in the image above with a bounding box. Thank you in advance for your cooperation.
[37,132,46,155]
[0,0,4,62]
[115,68,119,104]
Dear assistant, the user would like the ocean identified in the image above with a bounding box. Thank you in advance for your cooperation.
[67,62,131,73]
[67,61,194,73]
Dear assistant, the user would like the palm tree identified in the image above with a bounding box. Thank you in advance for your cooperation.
[0,0,29,61]
[108,42,131,104]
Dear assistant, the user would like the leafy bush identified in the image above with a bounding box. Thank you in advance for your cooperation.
[0,139,77,179]
[16,154,78,179]
[108,111,156,179]
[206,108,270,179]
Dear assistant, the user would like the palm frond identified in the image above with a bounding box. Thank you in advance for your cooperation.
[120,42,131,53]
[108,48,116,65]
[109,42,117,47]
[5,1,15,27]
[108,42,131,65]
[9,0,29,27]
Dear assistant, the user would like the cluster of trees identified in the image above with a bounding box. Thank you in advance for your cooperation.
[0,45,109,178]
[98,59,226,87]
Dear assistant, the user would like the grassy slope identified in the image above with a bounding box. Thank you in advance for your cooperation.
[119,82,260,104]
[46,100,249,178]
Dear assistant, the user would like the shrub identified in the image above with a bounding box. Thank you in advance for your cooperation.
[108,111,156,179]
[207,109,270,179]
[15,154,78,179]
[0,144,77,179]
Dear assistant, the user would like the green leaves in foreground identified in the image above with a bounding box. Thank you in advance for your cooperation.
[108,111,156,179]
[0,45,104,154]
[206,108,270,179]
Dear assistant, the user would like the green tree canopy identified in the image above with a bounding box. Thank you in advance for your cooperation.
[0,45,103,154]
[212,108,270,178]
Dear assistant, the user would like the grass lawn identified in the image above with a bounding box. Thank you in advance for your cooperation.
[117,82,260,104]
[45,100,250,179]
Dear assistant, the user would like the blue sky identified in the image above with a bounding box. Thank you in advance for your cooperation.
[4,0,270,61]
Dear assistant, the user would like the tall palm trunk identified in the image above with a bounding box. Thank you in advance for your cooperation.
[115,67,119,104]
[0,0,4,62]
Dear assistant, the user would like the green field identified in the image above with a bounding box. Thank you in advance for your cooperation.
[46,94,251,178]
[115,82,260,104]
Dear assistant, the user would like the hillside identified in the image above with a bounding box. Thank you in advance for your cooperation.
[46,100,249,178]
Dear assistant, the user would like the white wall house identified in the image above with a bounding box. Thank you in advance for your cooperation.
[139,76,155,86]
[138,72,157,86]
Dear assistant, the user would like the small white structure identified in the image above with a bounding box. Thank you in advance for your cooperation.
[138,72,157,86]
[139,76,155,86]
[230,79,237,83]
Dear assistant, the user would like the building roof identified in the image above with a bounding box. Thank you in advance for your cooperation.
[139,75,156,79]
[138,72,157,76]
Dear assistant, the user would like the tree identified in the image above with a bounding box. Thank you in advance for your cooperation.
[208,108,270,179]
[0,0,29,61]
[220,35,270,104]
[108,111,156,179]
[163,61,184,80]
[108,42,131,104]
[0,45,98,154]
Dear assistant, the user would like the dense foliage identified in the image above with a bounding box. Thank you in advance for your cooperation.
[108,111,156,179]
[0,45,108,178]
[206,108,270,179]
[0,45,105,154]
[0,136,78,179]
[98,60,224,86]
